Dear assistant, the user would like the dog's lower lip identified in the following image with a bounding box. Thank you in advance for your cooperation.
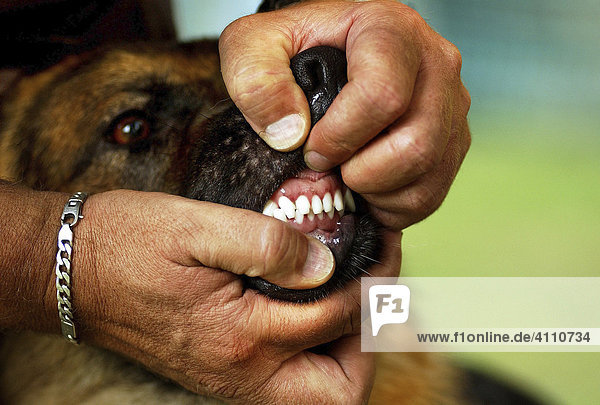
[308,214,356,265]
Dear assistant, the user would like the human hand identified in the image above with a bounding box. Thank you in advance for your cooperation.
[220,0,471,230]
[64,190,401,403]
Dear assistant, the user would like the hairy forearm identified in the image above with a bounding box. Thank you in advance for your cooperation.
[0,180,68,333]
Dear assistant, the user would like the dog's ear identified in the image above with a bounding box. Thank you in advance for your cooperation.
[257,0,301,13]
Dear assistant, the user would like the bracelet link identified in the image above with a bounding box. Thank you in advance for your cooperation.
[60,191,87,227]
[60,318,78,343]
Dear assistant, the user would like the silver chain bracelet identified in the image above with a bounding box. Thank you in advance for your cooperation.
[55,191,88,344]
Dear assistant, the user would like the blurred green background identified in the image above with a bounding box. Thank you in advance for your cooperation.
[173,0,600,403]
[400,2,600,403]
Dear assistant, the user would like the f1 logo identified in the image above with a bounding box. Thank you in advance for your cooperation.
[369,284,410,336]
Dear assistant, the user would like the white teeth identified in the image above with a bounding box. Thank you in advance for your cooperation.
[322,192,333,213]
[344,188,356,213]
[334,189,344,212]
[311,195,323,214]
[273,208,287,222]
[266,187,350,223]
[295,209,304,224]
[278,196,296,219]
[262,200,277,217]
[295,195,310,215]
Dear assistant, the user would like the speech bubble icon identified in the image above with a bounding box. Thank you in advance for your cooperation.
[369,284,410,336]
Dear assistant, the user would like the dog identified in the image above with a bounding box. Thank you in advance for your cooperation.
[0,1,544,403]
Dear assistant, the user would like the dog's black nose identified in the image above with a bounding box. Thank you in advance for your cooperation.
[290,46,347,126]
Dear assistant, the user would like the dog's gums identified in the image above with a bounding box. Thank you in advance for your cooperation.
[263,170,358,272]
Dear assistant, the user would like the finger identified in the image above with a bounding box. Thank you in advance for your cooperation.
[260,334,375,404]
[219,14,310,151]
[340,45,460,194]
[171,199,335,289]
[303,6,423,171]
[252,231,402,349]
[363,90,471,230]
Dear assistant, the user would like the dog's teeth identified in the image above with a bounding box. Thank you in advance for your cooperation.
[311,195,323,214]
[334,189,344,212]
[322,192,333,213]
[317,212,324,220]
[326,209,335,219]
[295,195,310,215]
[273,208,287,222]
[344,188,356,213]
[295,210,305,224]
[278,196,296,219]
[307,211,315,221]
[262,200,277,217]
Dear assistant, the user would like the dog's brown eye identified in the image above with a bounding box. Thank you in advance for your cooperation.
[112,116,150,145]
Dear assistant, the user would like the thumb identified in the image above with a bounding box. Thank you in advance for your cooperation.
[179,200,335,289]
[219,15,310,152]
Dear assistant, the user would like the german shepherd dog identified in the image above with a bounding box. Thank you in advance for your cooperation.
[0,1,542,404]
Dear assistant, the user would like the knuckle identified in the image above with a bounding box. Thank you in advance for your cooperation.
[464,127,472,152]
[442,40,463,75]
[228,334,259,364]
[319,130,357,161]
[228,62,264,104]
[355,77,409,125]
[393,134,439,176]
[256,221,302,276]
[220,15,253,46]
[398,2,425,26]
[206,377,244,400]
[405,184,441,219]
[461,84,472,113]
[229,67,293,123]
[364,0,421,24]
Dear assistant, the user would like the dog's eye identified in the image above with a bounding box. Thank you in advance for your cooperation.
[110,115,150,145]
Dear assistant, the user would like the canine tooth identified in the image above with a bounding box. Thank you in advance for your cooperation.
[344,188,356,212]
[307,211,315,221]
[334,189,344,212]
[273,208,287,222]
[295,210,304,224]
[295,195,310,215]
[278,196,296,219]
[326,209,335,219]
[322,192,333,213]
[311,195,323,214]
[262,200,277,217]
[317,212,324,220]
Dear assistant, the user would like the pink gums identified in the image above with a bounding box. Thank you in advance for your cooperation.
[269,169,347,233]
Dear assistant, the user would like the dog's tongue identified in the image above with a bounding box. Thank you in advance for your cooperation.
[262,169,356,233]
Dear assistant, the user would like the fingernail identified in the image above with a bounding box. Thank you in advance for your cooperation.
[304,150,333,172]
[263,114,306,151]
[302,237,335,282]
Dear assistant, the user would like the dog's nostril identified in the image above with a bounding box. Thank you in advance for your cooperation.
[290,46,347,126]
[303,60,326,92]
